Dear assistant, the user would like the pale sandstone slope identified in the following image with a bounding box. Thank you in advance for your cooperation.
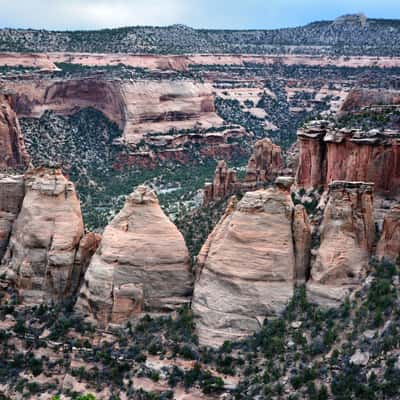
[0,94,30,169]
[0,167,85,304]
[7,78,223,146]
[192,181,310,347]
[76,186,193,327]
[307,181,375,307]
[0,174,25,259]
[376,203,400,263]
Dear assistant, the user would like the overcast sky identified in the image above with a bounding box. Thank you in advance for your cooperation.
[0,0,399,30]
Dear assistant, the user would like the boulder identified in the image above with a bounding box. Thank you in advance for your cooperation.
[307,181,375,307]
[76,186,193,327]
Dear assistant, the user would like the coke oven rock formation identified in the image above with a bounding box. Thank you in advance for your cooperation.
[307,181,375,307]
[0,94,30,169]
[192,178,311,347]
[0,167,97,304]
[376,203,400,263]
[296,120,400,196]
[75,186,193,327]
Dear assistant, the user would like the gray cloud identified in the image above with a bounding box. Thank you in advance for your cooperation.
[0,0,191,29]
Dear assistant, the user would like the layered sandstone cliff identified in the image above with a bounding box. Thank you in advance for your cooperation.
[75,186,193,327]
[376,203,400,263]
[7,78,223,146]
[296,120,400,196]
[192,180,310,347]
[120,81,222,144]
[0,167,87,304]
[0,94,30,169]
[307,181,375,307]
[339,88,400,114]
[115,126,250,169]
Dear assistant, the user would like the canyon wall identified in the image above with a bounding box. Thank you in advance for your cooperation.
[75,186,193,327]
[120,80,222,145]
[296,120,400,196]
[3,53,400,72]
[0,94,30,169]
[6,78,223,146]
[339,88,400,114]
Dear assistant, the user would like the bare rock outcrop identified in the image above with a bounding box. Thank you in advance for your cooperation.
[293,204,312,283]
[203,161,239,205]
[0,174,25,259]
[376,203,400,263]
[242,138,284,190]
[296,120,400,196]
[0,167,85,304]
[0,94,30,169]
[70,232,102,296]
[75,186,193,327]
[307,181,375,307]
[8,78,223,146]
[193,180,310,347]
[340,88,400,114]
[203,138,283,205]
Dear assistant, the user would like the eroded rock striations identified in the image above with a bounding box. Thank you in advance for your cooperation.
[193,179,310,347]
[7,78,223,146]
[76,186,193,327]
[0,94,30,169]
[203,160,239,205]
[307,181,375,307]
[339,88,400,114]
[203,138,284,204]
[0,167,89,304]
[296,120,400,196]
[0,174,25,259]
[376,203,400,263]
[242,138,284,191]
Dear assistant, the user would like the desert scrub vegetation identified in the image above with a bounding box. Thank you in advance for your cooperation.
[0,259,398,398]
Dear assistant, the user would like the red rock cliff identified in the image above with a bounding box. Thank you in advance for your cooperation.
[0,94,30,169]
[296,120,400,196]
